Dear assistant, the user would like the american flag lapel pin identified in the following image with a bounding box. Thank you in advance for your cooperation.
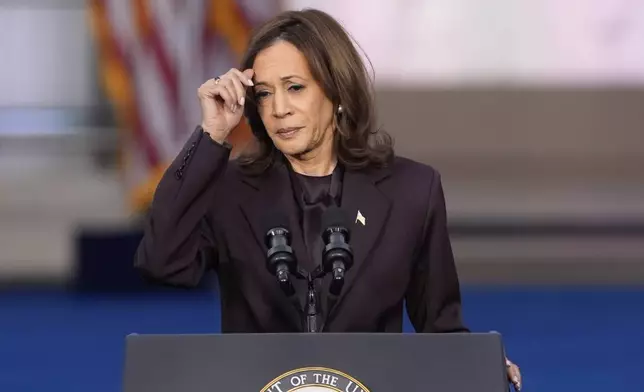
[355,210,366,226]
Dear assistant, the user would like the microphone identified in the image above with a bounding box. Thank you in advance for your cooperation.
[321,206,354,296]
[263,211,298,297]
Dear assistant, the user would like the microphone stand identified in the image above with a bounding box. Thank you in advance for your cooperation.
[305,266,327,333]
[304,225,353,332]
[270,254,350,333]
[276,267,313,332]
[306,274,318,332]
[274,268,321,333]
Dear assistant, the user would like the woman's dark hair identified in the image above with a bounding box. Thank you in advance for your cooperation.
[238,8,393,174]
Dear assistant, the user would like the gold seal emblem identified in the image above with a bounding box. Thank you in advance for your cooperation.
[261,367,371,392]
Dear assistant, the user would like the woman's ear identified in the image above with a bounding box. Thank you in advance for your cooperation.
[333,104,348,138]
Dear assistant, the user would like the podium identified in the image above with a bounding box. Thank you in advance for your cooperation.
[122,332,509,391]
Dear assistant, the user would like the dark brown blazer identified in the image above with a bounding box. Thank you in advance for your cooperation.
[134,127,469,334]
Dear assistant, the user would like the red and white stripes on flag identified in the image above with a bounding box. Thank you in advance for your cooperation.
[88,0,278,213]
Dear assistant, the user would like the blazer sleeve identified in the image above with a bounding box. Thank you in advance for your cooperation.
[134,127,231,287]
[405,170,470,333]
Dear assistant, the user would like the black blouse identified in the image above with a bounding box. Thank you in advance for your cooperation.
[287,164,344,329]
[289,164,344,270]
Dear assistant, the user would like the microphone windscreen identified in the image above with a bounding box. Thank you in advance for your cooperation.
[262,210,290,235]
[321,206,350,230]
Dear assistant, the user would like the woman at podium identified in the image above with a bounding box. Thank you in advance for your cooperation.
[134,8,521,391]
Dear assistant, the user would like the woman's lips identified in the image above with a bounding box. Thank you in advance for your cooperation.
[276,127,303,139]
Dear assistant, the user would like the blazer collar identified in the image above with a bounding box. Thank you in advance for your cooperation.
[239,159,311,271]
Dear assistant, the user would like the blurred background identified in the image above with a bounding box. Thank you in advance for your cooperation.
[1,0,643,391]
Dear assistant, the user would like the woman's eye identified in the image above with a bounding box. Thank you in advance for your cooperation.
[289,84,304,92]
[255,91,270,100]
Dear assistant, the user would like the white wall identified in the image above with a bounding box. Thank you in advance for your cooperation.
[0,3,97,109]
[0,1,125,281]
[285,0,644,86]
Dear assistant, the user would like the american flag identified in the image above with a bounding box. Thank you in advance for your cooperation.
[88,0,279,213]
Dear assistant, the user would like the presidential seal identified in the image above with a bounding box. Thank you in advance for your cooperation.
[261,367,371,392]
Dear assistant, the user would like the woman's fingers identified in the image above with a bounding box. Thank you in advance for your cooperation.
[506,359,522,391]
[226,71,249,107]
[218,68,254,110]
[211,80,236,111]
[230,68,255,88]
[218,78,240,112]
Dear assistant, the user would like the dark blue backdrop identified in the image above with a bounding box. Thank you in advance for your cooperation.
[2,285,642,392]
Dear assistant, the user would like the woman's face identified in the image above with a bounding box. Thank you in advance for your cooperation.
[252,40,335,159]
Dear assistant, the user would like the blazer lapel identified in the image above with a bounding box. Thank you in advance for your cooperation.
[237,161,393,330]
[238,162,309,329]
[324,166,393,324]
